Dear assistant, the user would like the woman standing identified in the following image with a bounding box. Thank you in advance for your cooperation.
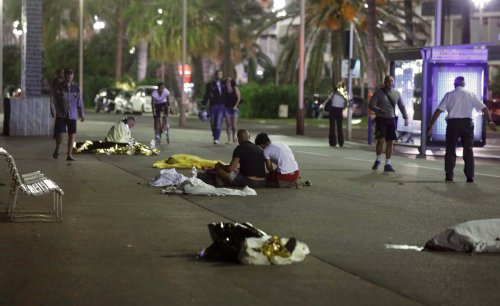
[224,77,241,144]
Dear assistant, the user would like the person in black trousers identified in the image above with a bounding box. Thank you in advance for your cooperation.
[328,85,347,147]
[427,76,497,182]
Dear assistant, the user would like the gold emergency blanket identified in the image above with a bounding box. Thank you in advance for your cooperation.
[74,140,159,156]
[259,236,292,260]
[153,154,225,169]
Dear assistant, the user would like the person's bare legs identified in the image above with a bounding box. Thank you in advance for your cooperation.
[53,133,63,159]
[376,138,385,156]
[214,163,231,186]
[67,133,76,160]
[372,138,385,170]
[225,114,232,144]
[231,115,237,143]
[385,140,393,159]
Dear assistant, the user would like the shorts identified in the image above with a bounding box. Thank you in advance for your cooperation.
[54,117,77,134]
[375,117,397,141]
[229,171,266,189]
[154,103,169,118]
[267,170,301,188]
[225,107,238,116]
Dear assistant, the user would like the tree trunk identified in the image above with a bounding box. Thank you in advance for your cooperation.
[137,39,148,82]
[461,0,470,44]
[191,56,204,97]
[115,7,124,80]
[222,0,232,77]
[404,0,414,46]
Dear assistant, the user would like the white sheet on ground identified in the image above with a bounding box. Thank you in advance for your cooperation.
[149,169,188,187]
[425,219,500,253]
[154,171,257,196]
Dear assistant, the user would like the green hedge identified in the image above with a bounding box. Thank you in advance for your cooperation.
[238,83,298,118]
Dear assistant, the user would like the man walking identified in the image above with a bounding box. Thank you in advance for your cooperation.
[427,76,497,182]
[369,75,409,172]
[202,70,226,144]
[51,69,85,161]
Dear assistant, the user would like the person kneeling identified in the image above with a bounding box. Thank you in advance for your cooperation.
[214,129,267,189]
[105,116,136,143]
[255,132,301,188]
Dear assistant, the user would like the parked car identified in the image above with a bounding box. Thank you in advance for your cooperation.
[317,95,367,119]
[114,90,134,114]
[485,97,500,125]
[129,86,155,114]
[94,88,120,113]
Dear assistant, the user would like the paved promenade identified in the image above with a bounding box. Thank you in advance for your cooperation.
[1,112,500,306]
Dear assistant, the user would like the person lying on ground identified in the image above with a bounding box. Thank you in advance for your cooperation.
[254,132,301,188]
[105,116,136,143]
[214,129,267,189]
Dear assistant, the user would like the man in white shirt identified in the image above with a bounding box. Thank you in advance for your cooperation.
[254,133,301,188]
[151,82,170,143]
[427,76,497,182]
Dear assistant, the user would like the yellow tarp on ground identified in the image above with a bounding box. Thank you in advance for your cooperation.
[153,154,226,169]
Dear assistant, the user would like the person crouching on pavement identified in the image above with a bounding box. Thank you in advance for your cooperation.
[105,116,136,143]
[255,132,301,188]
[214,129,267,188]
[369,75,409,172]
[427,76,497,183]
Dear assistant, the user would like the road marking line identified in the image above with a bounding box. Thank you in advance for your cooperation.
[344,158,500,178]
[296,151,331,157]
[345,157,371,162]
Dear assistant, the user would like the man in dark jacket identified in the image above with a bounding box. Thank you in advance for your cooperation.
[202,70,226,144]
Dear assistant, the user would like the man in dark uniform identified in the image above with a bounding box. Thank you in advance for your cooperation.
[202,70,226,144]
[427,76,497,182]
[214,129,267,188]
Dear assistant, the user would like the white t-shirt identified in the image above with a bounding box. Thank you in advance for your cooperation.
[437,87,485,120]
[263,143,299,174]
[152,89,170,104]
[331,93,346,108]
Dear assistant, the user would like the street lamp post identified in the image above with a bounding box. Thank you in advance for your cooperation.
[79,0,84,101]
[180,0,187,128]
[472,0,491,42]
[297,0,305,135]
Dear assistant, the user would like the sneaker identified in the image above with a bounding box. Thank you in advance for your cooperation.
[155,134,161,144]
[213,140,219,144]
[372,160,381,170]
[466,177,474,183]
[384,164,395,172]
[445,176,453,182]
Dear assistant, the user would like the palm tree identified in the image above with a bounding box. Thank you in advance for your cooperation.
[276,0,429,91]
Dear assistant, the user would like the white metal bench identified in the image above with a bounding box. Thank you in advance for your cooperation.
[1,147,64,222]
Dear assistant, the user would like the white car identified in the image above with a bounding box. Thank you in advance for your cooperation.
[114,90,134,114]
[130,86,156,114]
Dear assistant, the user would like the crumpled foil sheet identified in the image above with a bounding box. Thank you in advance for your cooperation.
[74,140,160,156]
